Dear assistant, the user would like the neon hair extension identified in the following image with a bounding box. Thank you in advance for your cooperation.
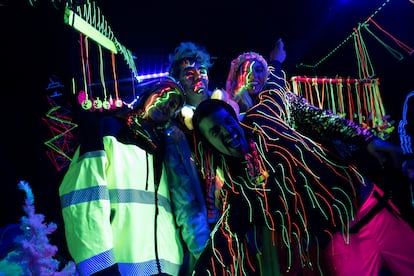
[192,88,379,271]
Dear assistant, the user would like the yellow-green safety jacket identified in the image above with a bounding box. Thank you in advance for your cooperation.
[59,134,183,275]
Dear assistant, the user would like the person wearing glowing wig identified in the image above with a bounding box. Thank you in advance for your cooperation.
[191,97,414,275]
[224,41,414,275]
[167,41,241,229]
[168,40,289,275]
[59,78,209,276]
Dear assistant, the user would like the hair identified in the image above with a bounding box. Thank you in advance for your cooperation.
[168,42,213,80]
[225,52,269,113]
[192,99,241,184]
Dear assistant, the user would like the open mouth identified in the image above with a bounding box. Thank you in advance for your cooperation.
[193,82,205,94]
[225,133,240,148]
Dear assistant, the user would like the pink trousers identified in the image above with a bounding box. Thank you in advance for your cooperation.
[324,185,414,275]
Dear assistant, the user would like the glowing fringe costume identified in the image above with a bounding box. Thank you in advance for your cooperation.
[193,93,374,275]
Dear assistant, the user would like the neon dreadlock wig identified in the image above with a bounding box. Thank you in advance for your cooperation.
[192,99,364,274]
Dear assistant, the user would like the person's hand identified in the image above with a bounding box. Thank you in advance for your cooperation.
[367,138,402,169]
[270,38,287,63]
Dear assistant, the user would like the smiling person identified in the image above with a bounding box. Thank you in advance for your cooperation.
[226,42,404,185]
[59,77,209,276]
[226,38,288,119]
[191,98,414,275]
[167,41,241,229]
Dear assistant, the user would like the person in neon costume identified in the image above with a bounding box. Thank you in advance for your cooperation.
[59,78,209,276]
[168,41,241,228]
[168,40,289,275]
[191,98,414,275]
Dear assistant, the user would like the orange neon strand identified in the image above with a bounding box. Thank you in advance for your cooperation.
[111,52,120,101]
[368,17,414,55]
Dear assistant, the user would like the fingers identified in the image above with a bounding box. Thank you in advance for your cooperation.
[275,38,284,49]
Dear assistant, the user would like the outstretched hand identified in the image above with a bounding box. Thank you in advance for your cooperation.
[270,38,287,63]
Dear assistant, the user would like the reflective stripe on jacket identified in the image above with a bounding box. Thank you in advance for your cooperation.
[59,136,183,275]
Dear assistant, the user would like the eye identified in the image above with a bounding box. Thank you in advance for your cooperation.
[210,126,220,137]
[168,100,179,110]
[199,68,208,76]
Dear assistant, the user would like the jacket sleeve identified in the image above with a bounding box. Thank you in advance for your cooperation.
[163,122,210,261]
[59,116,120,275]
[287,91,375,152]
[266,60,374,152]
[262,86,375,159]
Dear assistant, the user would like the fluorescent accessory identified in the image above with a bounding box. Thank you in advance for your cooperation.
[64,7,118,54]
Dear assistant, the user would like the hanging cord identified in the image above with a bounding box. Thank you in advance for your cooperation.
[111,52,122,108]
[149,151,163,274]
[79,34,88,99]
[298,0,394,69]
[367,17,414,56]
[98,45,109,110]
[362,23,405,61]
[353,25,376,79]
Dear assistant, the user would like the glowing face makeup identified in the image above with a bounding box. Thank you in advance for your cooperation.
[142,87,183,122]
[237,60,267,96]
[179,59,210,106]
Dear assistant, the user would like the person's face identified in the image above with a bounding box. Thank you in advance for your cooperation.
[237,60,267,96]
[198,107,248,158]
[143,88,182,122]
[179,60,210,107]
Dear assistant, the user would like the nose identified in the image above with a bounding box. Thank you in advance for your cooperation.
[193,70,202,81]
[219,125,231,137]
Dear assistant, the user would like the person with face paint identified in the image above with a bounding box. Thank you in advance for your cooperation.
[226,42,404,186]
[168,41,288,275]
[59,78,209,276]
[225,40,403,274]
[191,98,414,275]
[168,42,241,228]
[226,38,287,118]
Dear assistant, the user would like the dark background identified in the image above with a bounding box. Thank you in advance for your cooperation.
[1,0,413,262]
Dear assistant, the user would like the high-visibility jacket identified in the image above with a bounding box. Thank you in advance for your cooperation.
[59,133,184,275]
